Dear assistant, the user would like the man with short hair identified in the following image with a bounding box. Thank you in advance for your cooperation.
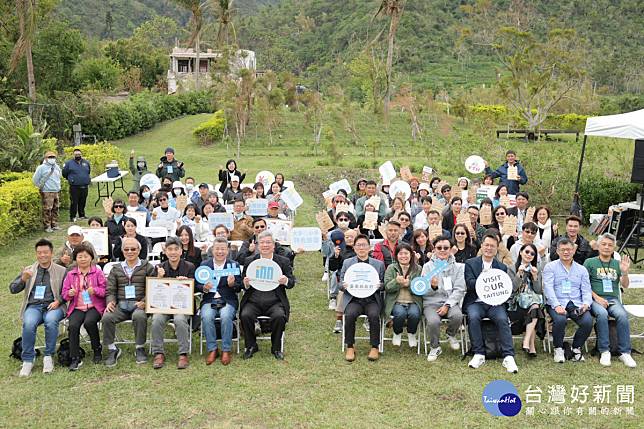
[240,231,296,360]
[413,196,433,230]
[550,215,597,264]
[507,191,530,230]
[584,233,636,368]
[156,147,185,182]
[126,191,150,223]
[54,225,97,268]
[484,150,528,194]
[32,151,62,232]
[509,222,544,264]
[438,184,452,205]
[102,237,156,367]
[10,239,67,376]
[543,238,593,363]
[267,200,287,220]
[62,148,91,222]
[230,199,254,241]
[151,237,196,370]
[467,205,486,243]
[372,221,400,268]
[192,183,210,212]
[185,177,198,200]
[355,180,388,218]
[464,234,518,373]
[196,237,242,366]
[426,210,451,239]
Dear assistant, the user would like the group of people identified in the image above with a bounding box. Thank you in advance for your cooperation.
[321,150,637,371]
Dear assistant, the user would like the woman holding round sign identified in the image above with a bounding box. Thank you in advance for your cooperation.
[383,243,423,349]
[339,234,385,362]
[507,243,545,358]
[419,235,466,362]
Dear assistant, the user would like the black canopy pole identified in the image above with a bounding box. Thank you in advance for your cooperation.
[570,134,588,216]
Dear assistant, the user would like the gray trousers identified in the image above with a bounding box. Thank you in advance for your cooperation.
[423,304,463,348]
[101,307,148,347]
[151,313,190,355]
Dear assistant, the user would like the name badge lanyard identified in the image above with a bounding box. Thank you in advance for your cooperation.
[124,267,136,299]
[600,260,614,293]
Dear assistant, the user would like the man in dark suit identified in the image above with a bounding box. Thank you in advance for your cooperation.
[463,233,518,373]
[506,191,530,231]
[240,231,296,360]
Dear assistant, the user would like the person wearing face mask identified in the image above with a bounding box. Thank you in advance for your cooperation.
[139,185,154,210]
[62,148,91,223]
[184,177,198,200]
[128,150,150,191]
[32,151,63,233]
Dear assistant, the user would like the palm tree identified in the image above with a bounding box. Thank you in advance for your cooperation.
[10,0,37,109]
[374,0,406,120]
[173,0,207,90]
[213,0,237,49]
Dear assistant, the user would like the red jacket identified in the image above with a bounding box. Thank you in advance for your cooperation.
[372,240,398,268]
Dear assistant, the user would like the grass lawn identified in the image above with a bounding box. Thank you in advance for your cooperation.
[1,113,642,428]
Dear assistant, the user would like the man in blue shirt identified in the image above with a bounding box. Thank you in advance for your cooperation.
[62,148,91,222]
[484,150,528,195]
[543,238,593,363]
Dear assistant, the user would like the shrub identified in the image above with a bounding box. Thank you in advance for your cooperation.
[193,110,226,145]
[63,142,127,175]
[579,176,639,223]
[74,58,123,91]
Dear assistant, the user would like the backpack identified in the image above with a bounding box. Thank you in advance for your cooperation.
[482,320,502,359]
[9,337,41,360]
[56,338,85,366]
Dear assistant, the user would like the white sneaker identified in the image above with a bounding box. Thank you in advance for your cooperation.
[43,356,54,374]
[333,320,342,334]
[619,353,637,368]
[427,347,442,362]
[19,362,33,377]
[553,348,565,363]
[362,320,370,332]
[321,272,329,282]
[468,354,486,369]
[447,335,461,351]
[392,333,402,347]
[408,333,418,348]
[599,351,612,366]
[328,299,337,311]
[571,348,585,362]
[503,356,519,373]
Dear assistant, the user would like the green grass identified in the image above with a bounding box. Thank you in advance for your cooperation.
[1,113,643,428]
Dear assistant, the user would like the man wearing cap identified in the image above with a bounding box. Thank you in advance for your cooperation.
[191,183,209,212]
[54,226,98,269]
[156,147,185,182]
[266,200,287,220]
[62,148,91,222]
[222,176,242,204]
[230,199,254,241]
[32,151,62,233]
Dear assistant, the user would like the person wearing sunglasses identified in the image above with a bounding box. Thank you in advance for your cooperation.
[237,218,292,265]
[509,222,545,265]
[452,224,478,264]
[507,243,544,358]
[422,235,465,362]
[106,199,127,251]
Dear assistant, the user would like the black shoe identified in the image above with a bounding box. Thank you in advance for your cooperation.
[69,358,83,371]
[105,347,121,367]
[135,347,148,364]
[243,345,259,360]
[93,347,103,364]
[273,351,284,360]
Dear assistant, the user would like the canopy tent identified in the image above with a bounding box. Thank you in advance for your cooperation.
[584,108,644,139]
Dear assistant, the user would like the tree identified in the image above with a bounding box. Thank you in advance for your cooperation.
[173,0,207,91]
[212,0,237,49]
[301,90,324,155]
[214,69,255,158]
[10,0,37,107]
[493,27,586,132]
[33,22,85,94]
[255,71,284,145]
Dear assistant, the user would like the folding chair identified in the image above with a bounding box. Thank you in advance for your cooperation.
[422,317,467,356]
[623,274,644,341]
[381,315,422,355]
[255,316,285,353]
[148,317,193,354]
[341,314,383,352]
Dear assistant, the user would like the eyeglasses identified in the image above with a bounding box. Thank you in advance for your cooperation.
[455,231,466,236]
[399,218,410,222]
[337,218,349,222]
[496,212,506,216]
[523,250,535,256]
[354,243,369,248]
[123,248,138,252]
[435,246,451,251]
[113,205,125,209]
[159,198,167,202]
[524,230,536,235]
[254,225,266,230]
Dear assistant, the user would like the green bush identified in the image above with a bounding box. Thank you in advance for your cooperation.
[192,110,226,145]
[63,142,127,176]
[74,57,123,91]
[579,176,639,223]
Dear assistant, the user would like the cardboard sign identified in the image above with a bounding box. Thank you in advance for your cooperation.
[502,215,518,236]
[81,227,109,256]
[266,219,293,245]
[480,205,493,225]
[525,206,536,224]
[208,213,234,231]
[379,161,396,182]
[400,166,413,182]
[247,258,282,291]
[467,186,477,204]
[456,212,472,230]
[247,199,268,216]
[475,269,513,305]
[421,166,433,182]
[322,189,336,208]
[431,200,445,214]
[507,165,519,181]
[102,197,113,216]
[363,211,379,230]
[281,186,303,210]
[316,211,335,232]
[291,227,322,251]
[175,195,188,213]
[145,278,194,315]
[344,263,380,298]
[465,155,486,174]
[499,195,511,208]
[329,179,352,195]
[366,196,381,210]
[377,221,389,239]
[335,202,351,214]
[428,224,443,240]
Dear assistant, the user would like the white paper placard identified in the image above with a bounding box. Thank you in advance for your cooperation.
[379,161,396,182]
[281,186,303,210]
[208,213,234,231]
[145,278,194,315]
[247,258,282,291]
[465,155,486,174]
[266,219,293,245]
[389,180,412,201]
[247,199,268,216]
[224,204,234,213]
[290,227,322,251]
[81,227,109,256]
[126,211,148,234]
[475,268,513,306]
[344,263,380,298]
[329,179,352,195]
[283,180,294,189]
[139,173,161,193]
[255,170,275,190]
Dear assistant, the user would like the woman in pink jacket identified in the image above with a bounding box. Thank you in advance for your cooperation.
[62,244,107,370]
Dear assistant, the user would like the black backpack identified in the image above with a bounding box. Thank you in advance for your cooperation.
[56,338,85,366]
[464,320,502,360]
[9,337,41,360]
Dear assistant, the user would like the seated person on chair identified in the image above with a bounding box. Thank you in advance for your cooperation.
[543,238,593,364]
[54,225,98,269]
[101,237,156,368]
[422,235,465,362]
[464,233,518,373]
[584,233,636,368]
[240,231,296,360]
[10,239,67,377]
[151,237,196,370]
[340,234,385,362]
[383,243,422,350]
[196,237,242,366]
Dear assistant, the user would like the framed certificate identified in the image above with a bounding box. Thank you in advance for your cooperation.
[145,277,194,315]
[81,227,109,256]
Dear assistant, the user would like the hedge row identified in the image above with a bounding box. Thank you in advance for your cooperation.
[80,90,215,141]
[63,142,127,176]
[468,104,588,131]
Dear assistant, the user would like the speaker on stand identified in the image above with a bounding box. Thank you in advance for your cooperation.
[619,140,644,264]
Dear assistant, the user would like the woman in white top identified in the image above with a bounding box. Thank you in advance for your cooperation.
[152,192,180,224]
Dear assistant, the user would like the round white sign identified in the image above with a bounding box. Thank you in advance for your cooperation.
[389,180,412,201]
[140,173,161,193]
[475,268,513,306]
[344,263,380,299]
[465,155,486,174]
[247,258,282,292]
[255,170,275,190]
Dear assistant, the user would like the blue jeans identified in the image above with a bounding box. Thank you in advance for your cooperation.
[329,271,340,299]
[21,304,65,362]
[201,302,236,352]
[391,303,421,334]
[466,302,515,357]
[591,299,631,354]
[547,301,593,349]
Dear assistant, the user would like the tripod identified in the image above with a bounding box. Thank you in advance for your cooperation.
[618,183,644,265]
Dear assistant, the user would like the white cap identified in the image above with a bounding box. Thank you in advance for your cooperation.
[172,181,185,190]
[418,183,431,192]
[231,175,240,182]
[67,225,83,236]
